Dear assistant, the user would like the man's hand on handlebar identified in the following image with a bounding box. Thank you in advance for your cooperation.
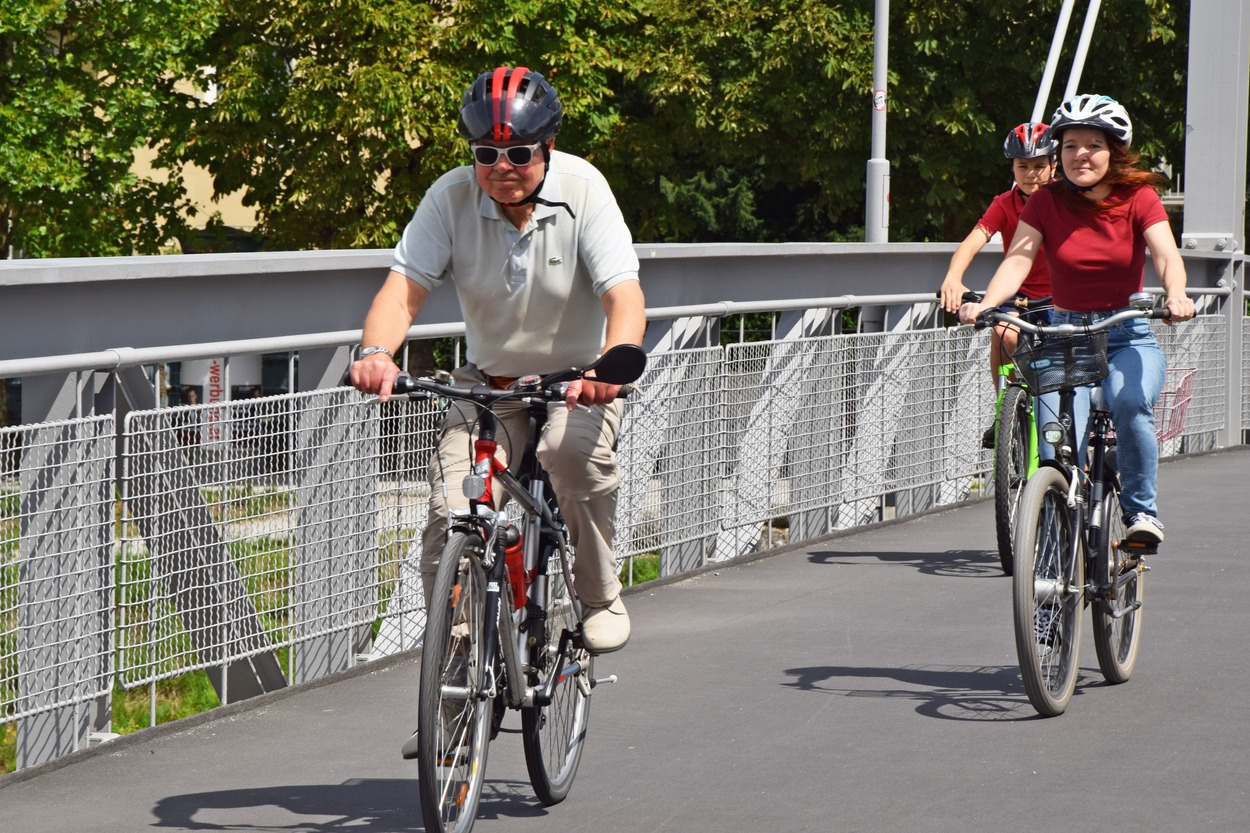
[564,377,622,410]
[350,354,401,403]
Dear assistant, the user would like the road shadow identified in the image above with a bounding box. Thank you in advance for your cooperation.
[782,662,1106,722]
[806,547,1006,579]
[151,776,545,832]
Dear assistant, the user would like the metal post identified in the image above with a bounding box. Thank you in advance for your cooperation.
[862,0,890,334]
[1181,0,1250,446]
[1061,0,1103,101]
[1031,0,1077,123]
[865,0,890,244]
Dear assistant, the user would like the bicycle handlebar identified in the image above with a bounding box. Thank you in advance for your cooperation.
[939,289,1055,307]
[390,343,646,406]
[974,303,1170,336]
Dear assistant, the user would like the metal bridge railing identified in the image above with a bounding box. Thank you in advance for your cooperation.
[0,312,1238,771]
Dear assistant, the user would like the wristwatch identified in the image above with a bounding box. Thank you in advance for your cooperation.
[359,346,394,359]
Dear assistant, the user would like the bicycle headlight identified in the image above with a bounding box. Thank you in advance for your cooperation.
[462,475,487,500]
[1042,422,1064,446]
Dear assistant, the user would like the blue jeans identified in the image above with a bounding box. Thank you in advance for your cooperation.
[1034,310,1167,519]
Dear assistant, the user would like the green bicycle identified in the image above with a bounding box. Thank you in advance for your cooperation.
[961,291,1053,575]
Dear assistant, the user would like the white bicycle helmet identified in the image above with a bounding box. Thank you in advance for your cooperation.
[1050,94,1133,146]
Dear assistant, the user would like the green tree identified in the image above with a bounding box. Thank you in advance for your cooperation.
[888,0,1187,242]
[0,0,219,257]
[0,0,1192,256]
[600,0,1188,244]
[597,0,877,243]
[176,0,642,250]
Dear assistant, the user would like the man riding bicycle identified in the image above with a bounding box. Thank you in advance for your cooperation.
[350,66,646,666]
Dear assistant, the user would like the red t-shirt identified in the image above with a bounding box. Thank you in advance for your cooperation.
[1019,184,1170,311]
[976,186,1051,300]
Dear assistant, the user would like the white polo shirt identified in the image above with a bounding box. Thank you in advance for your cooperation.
[391,150,640,377]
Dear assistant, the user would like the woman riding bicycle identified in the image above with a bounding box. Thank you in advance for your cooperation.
[940,121,1056,448]
[960,94,1195,546]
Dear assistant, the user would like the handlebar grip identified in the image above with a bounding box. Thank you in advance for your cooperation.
[973,309,997,331]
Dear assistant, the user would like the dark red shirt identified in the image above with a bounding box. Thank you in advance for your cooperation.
[1019,183,1170,311]
[976,186,1051,300]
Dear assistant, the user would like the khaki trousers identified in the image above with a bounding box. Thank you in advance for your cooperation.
[419,365,624,609]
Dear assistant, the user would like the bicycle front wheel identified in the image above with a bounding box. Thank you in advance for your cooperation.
[522,541,592,805]
[1092,487,1144,684]
[418,531,493,833]
[1013,466,1084,717]
[994,385,1033,575]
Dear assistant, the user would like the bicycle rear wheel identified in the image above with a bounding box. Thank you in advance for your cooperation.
[1013,467,1084,717]
[1092,487,1144,684]
[994,385,1033,575]
[522,540,592,805]
[418,531,493,833]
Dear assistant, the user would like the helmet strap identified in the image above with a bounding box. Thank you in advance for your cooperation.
[498,145,577,219]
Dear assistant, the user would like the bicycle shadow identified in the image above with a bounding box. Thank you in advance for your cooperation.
[782,662,1102,722]
[806,547,1006,579]
[150,776,546,831]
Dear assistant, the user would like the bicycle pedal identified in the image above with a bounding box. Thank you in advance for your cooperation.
[1115,538,1158,557]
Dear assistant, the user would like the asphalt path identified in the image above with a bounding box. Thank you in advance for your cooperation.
[3,447,1247,832]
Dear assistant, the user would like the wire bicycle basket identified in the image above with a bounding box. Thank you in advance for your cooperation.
[1153,367,1197,441]
[1011,330,1110,395]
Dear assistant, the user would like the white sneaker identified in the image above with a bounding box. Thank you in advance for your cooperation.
[582,597,630,654]
[401,729,421,760]
[1125,513,1165,544]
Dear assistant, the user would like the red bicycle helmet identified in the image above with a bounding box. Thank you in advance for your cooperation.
[457,66,563,143]
[1003,122,1055,159]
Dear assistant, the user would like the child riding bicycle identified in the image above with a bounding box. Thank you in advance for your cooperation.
[939,121,1056,448]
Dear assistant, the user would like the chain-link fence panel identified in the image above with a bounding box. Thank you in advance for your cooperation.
[2,416,114,724]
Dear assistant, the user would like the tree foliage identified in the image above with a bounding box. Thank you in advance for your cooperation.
[0,0,219,257]
[0,0,1191,256]
[174,0,641,250]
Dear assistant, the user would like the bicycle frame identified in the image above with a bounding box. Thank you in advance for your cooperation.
[451,403,585,711]
[993,367,1041,478]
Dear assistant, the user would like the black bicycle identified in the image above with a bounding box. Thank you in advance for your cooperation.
[976,294,1170,717]
[393,344,645,833]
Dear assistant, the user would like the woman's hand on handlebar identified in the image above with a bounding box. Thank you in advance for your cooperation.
[1163,294,1195,324]
[350,355,401,403]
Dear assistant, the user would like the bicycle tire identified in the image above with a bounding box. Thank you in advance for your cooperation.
[994,385,1032,575]
[522,539,592,805]
[1091,487,1144,684]
[1012,467,1084,717]
[418,531,493,833]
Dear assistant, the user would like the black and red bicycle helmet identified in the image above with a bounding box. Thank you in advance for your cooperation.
[457,66,563,143]
[1003,122,1055,159]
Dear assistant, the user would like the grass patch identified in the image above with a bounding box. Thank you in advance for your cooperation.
[620,553,660,587]
[0,722,13,775]
[111,672,221,734]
